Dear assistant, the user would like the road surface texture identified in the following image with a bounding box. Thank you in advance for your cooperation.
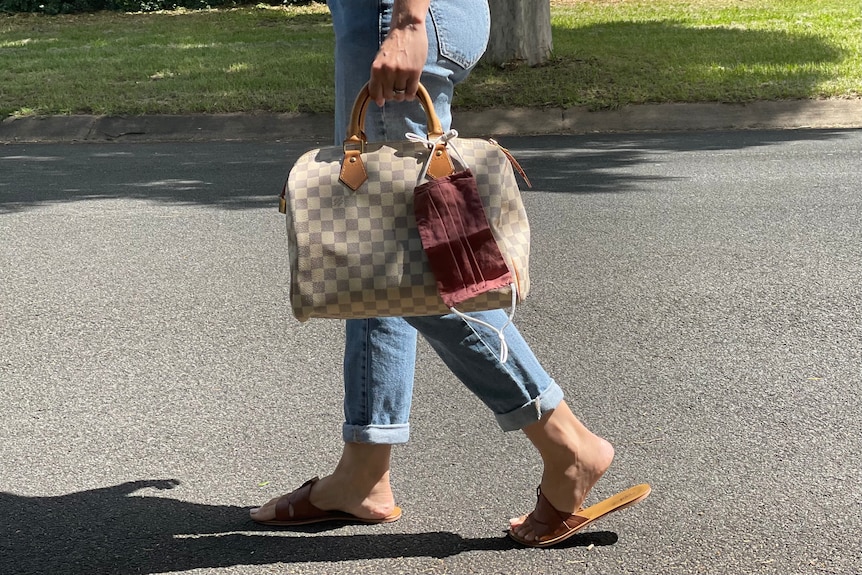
[1,129,860,574]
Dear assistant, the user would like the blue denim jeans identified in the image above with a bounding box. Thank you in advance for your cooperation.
[328,0,564,444]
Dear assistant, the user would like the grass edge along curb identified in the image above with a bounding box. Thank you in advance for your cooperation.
[0,1,860,117]
[2,99,861,143]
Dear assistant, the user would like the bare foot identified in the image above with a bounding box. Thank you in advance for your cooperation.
[508,401,616,543]
[250,442,397,522]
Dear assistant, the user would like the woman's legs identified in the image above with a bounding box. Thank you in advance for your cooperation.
[254,0,618,531]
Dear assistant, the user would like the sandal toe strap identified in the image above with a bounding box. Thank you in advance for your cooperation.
[274,477,324,521]
[529,488,589,540]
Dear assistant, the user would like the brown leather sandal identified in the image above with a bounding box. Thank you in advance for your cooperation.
[508,483,651,548]
[250,477,402,526]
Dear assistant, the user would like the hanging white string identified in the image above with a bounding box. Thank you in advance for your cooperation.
[406,129,466,183]
[406,129,516,363]
[448,283,518,363]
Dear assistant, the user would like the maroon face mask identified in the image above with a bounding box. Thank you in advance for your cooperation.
[414,169,512,308]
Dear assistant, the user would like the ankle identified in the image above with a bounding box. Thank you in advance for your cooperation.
[335,443,392,478]
[524,402,609,464]
[311,469,395,515]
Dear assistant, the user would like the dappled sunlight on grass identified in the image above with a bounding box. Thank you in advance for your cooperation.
[0,7,334,116]
[1,38,32,47]
[458,4,859,110]
[0,1,858,116]
[225,63,250,74]
[168,42,219,49]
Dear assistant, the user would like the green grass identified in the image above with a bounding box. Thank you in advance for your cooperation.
[459,0,862,110]
[0,5,335,116]
[0,0,859,117]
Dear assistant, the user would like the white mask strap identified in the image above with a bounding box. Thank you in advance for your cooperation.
[449,283,518,363]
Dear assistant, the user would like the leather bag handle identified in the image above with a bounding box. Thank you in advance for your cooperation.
[346,82,445,144]
[339,82,454,191]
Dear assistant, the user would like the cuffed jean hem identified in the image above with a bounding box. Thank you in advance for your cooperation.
[342,423,410,445]
[494,381,565,432]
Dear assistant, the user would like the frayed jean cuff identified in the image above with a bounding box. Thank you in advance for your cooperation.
[494,381,565,432]
[342,423,410,445]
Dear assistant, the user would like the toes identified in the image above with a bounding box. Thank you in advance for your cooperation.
[512,523,536,541]
[508,513,537,541]
[249,496,280,521]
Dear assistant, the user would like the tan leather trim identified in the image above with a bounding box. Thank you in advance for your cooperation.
[339,150,367,191]
[426,143,455,179]
[490,139,532,188]
[510,263,524,303]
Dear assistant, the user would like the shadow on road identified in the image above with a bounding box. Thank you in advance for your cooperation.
[0,129,855,214]
[0,141,310,214]
[496,129,857,195]
[0,480,618,575]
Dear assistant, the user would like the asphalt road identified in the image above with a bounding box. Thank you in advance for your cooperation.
[1,129,860,575]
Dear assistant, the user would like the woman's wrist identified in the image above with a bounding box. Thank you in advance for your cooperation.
[392,0,430,28]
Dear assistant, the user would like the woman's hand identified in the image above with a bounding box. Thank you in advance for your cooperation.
[368,0,431,106]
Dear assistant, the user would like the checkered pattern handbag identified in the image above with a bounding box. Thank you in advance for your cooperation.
[280,84,531,322]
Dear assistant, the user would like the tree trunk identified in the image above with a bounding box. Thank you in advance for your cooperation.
[485,0,553,66]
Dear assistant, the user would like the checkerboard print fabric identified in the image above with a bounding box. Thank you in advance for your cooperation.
[284,138,530,321]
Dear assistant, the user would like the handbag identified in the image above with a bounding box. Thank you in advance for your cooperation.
[280,83,531,323]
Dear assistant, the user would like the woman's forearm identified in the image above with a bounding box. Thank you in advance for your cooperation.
[368,0,432,105]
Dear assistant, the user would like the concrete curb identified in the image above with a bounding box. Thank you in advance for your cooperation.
[1,99,860,143]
